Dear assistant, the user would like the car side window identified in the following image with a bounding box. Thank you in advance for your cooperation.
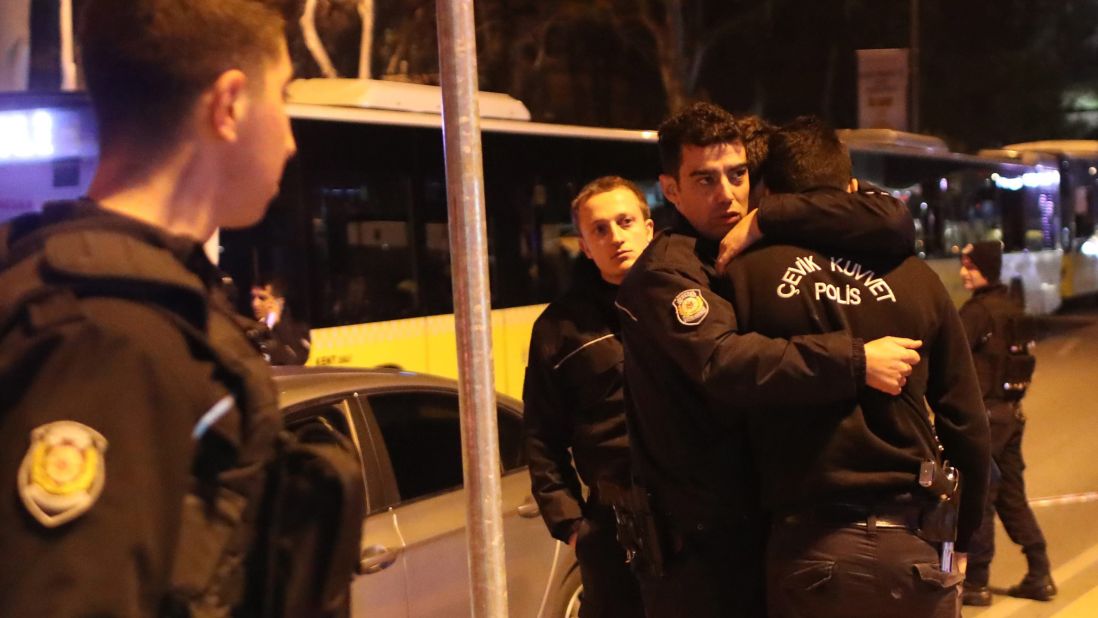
[286,402,353,440]
[284,399,372,513]
[497,406,525,473]
[369,392,465,501]
[367,392,530,502]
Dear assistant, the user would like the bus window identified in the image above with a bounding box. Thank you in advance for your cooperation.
[221,117,662,330]
[850,150,1058,258]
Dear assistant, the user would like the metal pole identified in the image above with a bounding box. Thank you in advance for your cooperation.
[436,2,509,617]
[909,0,920,133]
[59,0,76,90]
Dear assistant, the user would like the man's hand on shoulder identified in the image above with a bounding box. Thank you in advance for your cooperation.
[864,336,922,395]
[716,209,762,274]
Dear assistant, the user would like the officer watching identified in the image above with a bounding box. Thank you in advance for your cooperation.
[615,103,926,617]
[523,176,651,617]
[722,116,990,618]
[0,0,322,615]
[252,275,312,365]
[959,241,1055,605]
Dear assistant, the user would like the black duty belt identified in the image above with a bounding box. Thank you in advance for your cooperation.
[778,502,923,531]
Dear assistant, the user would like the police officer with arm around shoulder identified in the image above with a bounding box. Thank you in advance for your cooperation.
[722,117,991,618]
[524,176,649,617]
[615,103,925,618]
[0,1,361,615]
[959,241,1055,606]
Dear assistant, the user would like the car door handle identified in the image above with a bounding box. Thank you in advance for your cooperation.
[359,544,399,574]
[517,497,540,518]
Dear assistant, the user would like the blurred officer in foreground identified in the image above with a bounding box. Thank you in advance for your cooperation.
[0,1,360,615]
[252,275,312,365]
[614,102,924,617]
[724,117,989,618]
[523,176,650,617]
[959,241,1054,605]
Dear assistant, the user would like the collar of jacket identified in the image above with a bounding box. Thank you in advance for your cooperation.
[665,209,720,265]
[1,199,216,326]
[971,282,1008,299]
[15,198,219,286]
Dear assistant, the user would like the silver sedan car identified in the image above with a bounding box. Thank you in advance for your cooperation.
[273,366,583,617]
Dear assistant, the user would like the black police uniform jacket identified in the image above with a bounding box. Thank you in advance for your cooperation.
[256,310,312,366]
[0,201,281,616]
[723,198,991,551]
[523,258,630,542]
[615,188,913,533]
[959,283,1024,403]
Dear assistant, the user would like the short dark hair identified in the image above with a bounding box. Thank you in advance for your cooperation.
[762,116,852,193]
[738,115,777,186]
[657,102,743,177]
[79,0,286,155]
[254,274,289,299]
[571,176,651,229]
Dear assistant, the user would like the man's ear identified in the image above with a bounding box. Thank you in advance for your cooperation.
[207,69,249,142]
[847,177,859,193]
[644,217,655,241]
[579,236,593,260]
[659,174,680,206]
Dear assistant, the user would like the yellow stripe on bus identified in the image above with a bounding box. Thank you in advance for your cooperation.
[307,304,549,399]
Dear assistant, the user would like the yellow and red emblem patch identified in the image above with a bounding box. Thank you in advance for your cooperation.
[18,421,107,528]
[672,288,709,326]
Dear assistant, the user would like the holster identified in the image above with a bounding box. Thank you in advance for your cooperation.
[597,479,666,578]
[916,460,962,544]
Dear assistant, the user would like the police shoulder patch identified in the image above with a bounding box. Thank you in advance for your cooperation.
[672,288,709,326]
[18,421,108,528]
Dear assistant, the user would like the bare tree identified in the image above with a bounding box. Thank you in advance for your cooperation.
[301,0,339,77]
[599,0,758,112]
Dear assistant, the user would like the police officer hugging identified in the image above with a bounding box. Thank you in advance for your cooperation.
[719,231,990,615]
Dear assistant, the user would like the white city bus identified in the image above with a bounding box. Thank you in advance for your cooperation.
[841,129,1065,314]
[0,86,1072,398]
[984,140,1098,300]
[218,80,665,398]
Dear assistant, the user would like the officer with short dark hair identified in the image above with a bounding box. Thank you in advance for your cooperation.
[251,275,312,365]
[616,103,929,617]
[959,241,1056,606]
[0,1,350,615]
[722,116,990,618]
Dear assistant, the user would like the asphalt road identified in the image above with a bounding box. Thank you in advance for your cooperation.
[966,301,1098,617]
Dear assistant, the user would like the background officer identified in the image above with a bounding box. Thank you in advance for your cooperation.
[724,116,990,618]
[959,241,1056,605]
[615,102,926,617]
[251,275,312,365]
[0,0,322,615]
[523,175,651,617]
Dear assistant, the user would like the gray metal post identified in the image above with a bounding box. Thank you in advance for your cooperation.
[435,1,509,617]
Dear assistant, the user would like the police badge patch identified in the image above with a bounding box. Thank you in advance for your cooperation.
[672,289,709,326]
[18,421,108,528]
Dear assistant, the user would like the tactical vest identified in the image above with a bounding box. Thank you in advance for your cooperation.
[968,290,1037,402]
[0,218,340,617]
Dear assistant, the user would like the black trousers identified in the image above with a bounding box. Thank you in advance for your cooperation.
[575,507,645,618]
[766,516,962,618]
[636,523,767,618]
[967,401,1048,584]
